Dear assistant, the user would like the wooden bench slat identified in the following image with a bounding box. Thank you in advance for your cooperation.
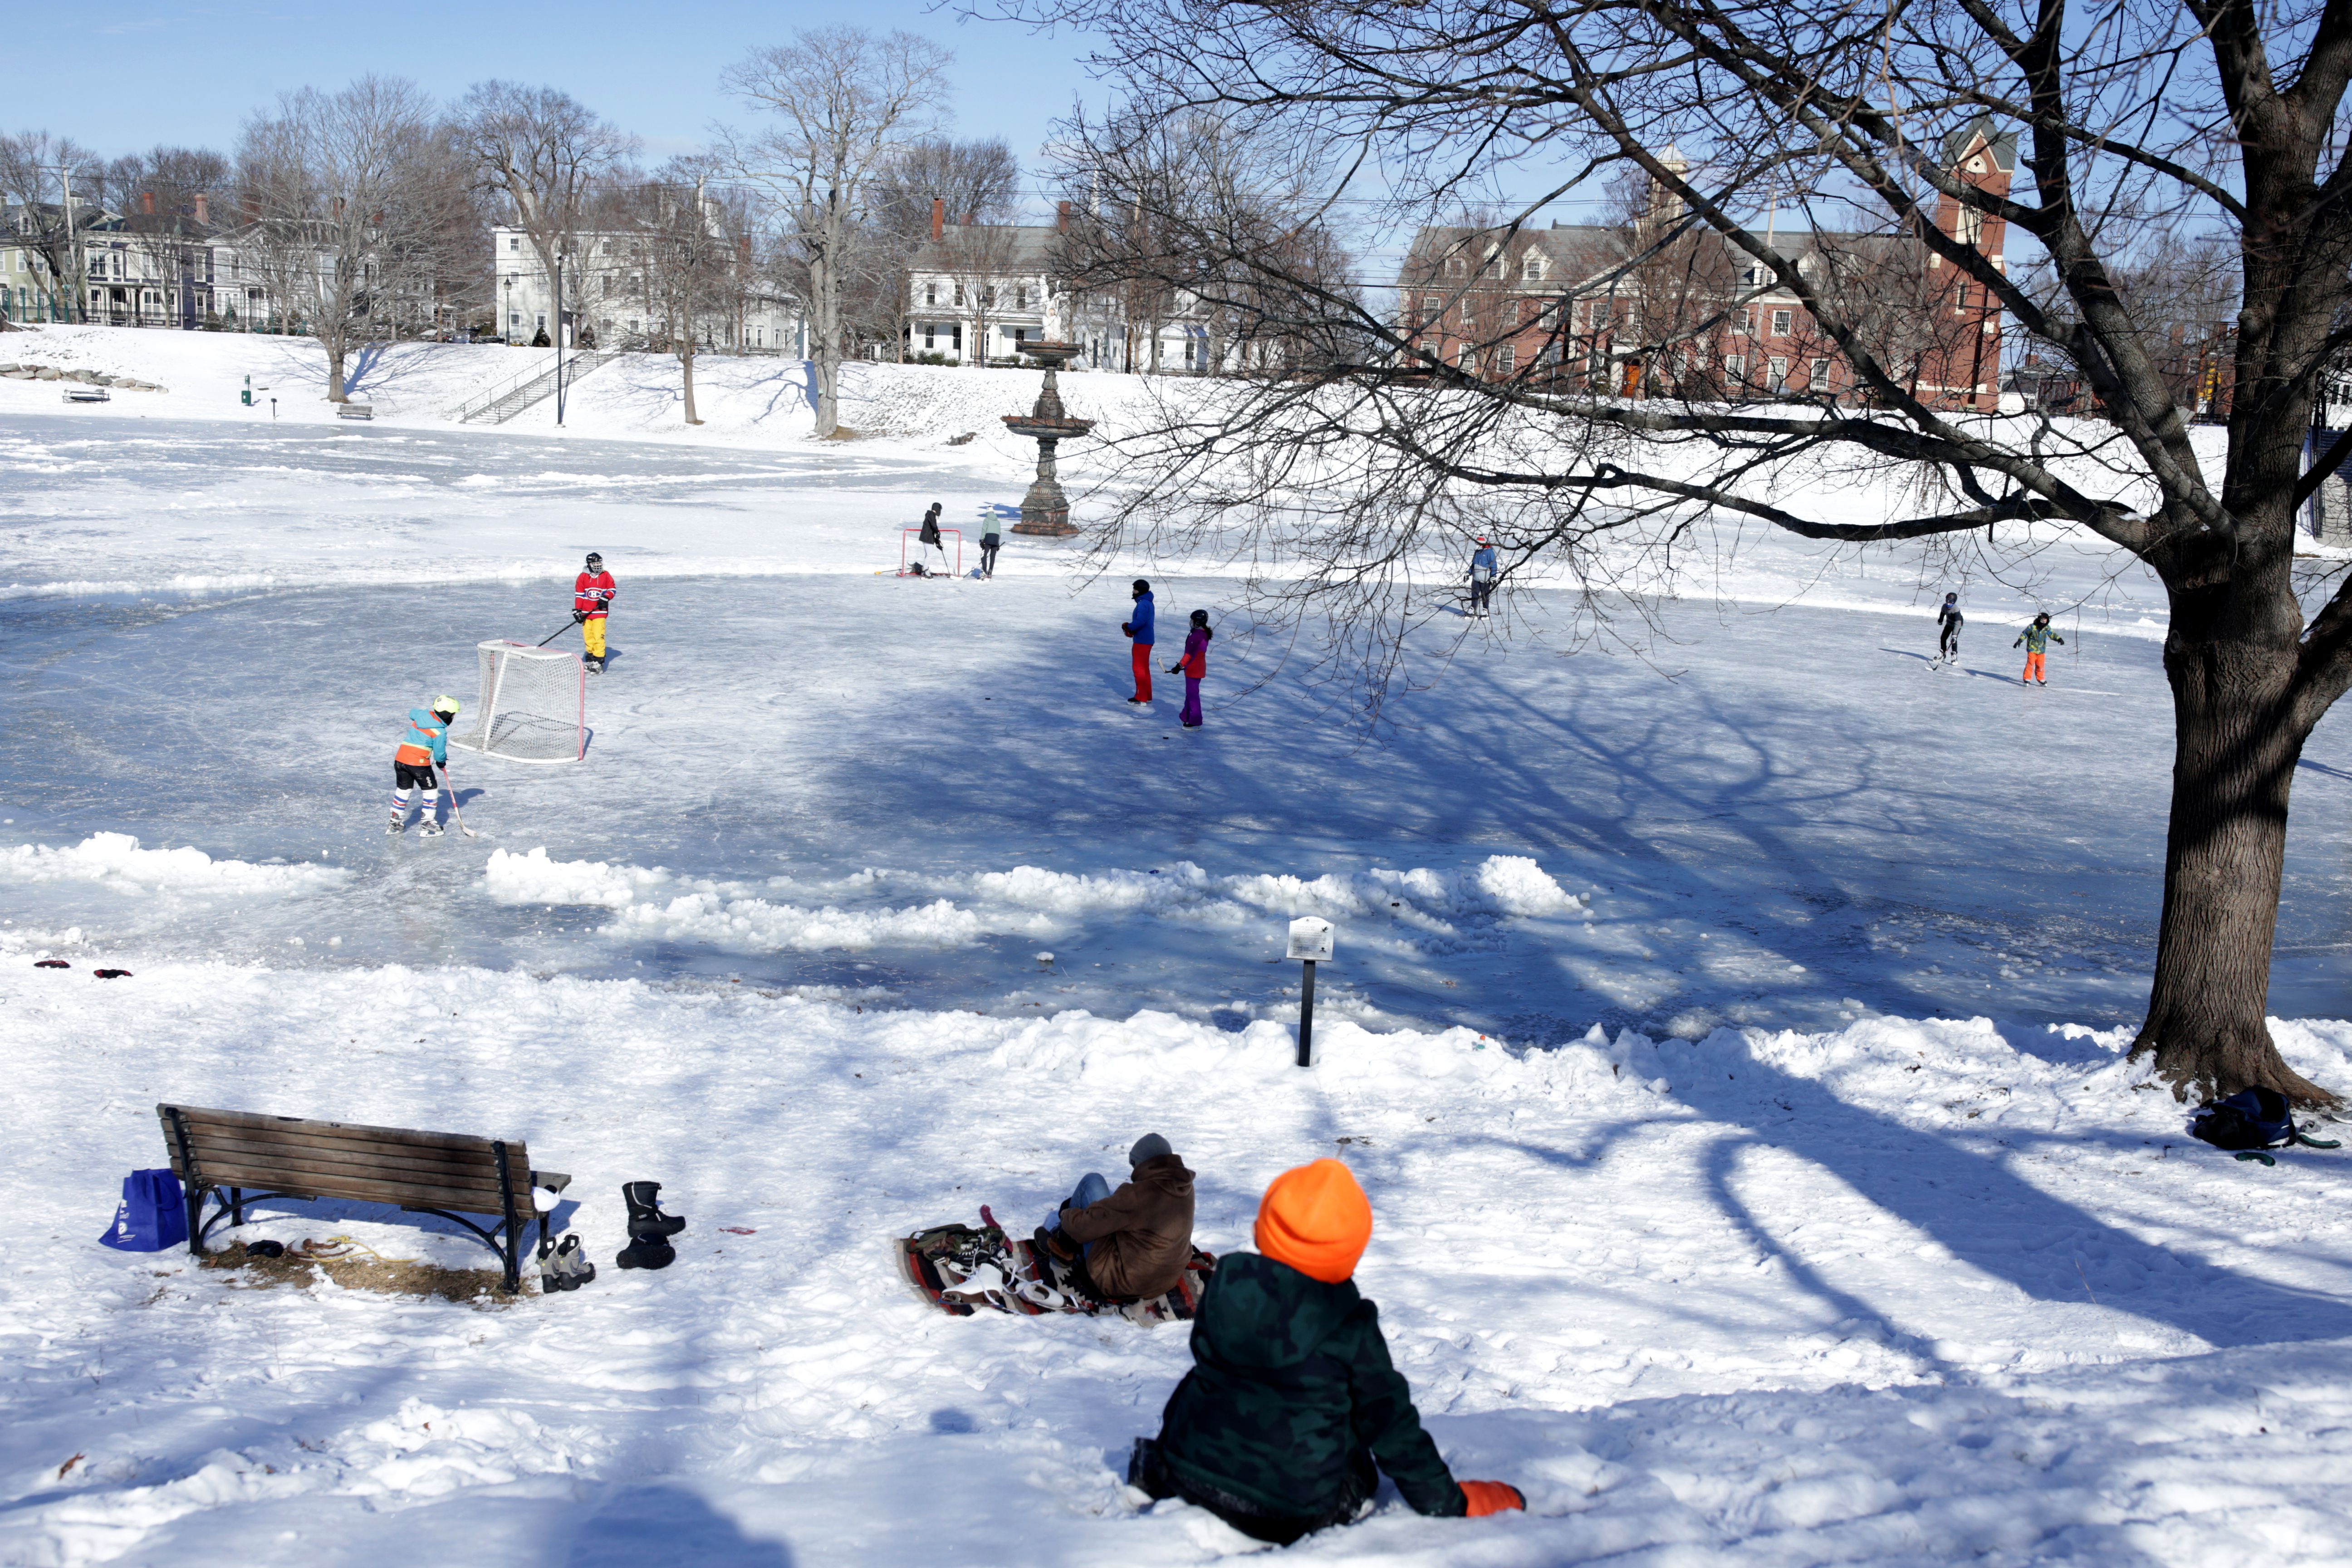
[188,1162,521,1215]
[182,1148,520,1203]
[161,1105,514,1155]
[176,1129,517,1183]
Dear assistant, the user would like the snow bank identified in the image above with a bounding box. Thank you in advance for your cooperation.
[8,956,2352,1563]
[0,833,348,897]
[477,849,1584,958]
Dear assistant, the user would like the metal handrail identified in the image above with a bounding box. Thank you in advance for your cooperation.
[448,352,558,422]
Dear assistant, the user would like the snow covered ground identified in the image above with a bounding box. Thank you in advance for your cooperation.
[4,328,2352,1566]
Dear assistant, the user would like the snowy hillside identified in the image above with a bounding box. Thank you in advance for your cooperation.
[3,330,2352,1565]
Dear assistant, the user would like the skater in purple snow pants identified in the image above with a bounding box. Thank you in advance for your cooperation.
[1168,610,1213,727]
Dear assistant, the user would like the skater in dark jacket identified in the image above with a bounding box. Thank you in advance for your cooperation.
[1167,610,1212,727]
[1131,1159,1524,1544]
[1038,1133,1196,1300]
[1935,592,1963,665]
[918,503,948,570]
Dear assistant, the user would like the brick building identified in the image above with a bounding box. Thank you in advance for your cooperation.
[1399,125,2016,412]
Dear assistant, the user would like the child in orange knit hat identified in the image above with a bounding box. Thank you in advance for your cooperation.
[1127,1158,1523,1544]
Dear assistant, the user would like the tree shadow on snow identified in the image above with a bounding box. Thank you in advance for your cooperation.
[564,1486,794,1567]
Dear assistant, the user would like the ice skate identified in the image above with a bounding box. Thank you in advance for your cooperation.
[419,818,446,838]
[386,812,405,835]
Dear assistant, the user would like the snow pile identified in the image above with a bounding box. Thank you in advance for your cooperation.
[609,889,993,952]
[9,956,2352,1563]
[483,846,671,909]
[0,833,348,897]
[475,850,1584,960]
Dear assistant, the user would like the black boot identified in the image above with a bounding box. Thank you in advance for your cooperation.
[616,1181,681,1270]
[622,1181,686,1240]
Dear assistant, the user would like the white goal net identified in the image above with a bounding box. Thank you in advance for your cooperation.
[449,641,586,764]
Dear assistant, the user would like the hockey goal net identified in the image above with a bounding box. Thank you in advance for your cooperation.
[449,641,586,764]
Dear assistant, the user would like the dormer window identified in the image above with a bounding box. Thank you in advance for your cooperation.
[1522,255,1544,281]
[1446,255,1465,278]
[1744,265,1766,287]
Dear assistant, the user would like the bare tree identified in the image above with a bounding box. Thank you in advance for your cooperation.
[453,82,637,343]
[1000,0,2352,1104]
[619,162,748,425]
[0,131,103,323]
[238,76,458,399]
[871,138,1021,359]
[722,28,952,435]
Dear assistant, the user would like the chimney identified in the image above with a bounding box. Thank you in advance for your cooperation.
[141,190,156,215]
[193,191,209,225]
[1057,200,1070,233]
[931,196,944,243]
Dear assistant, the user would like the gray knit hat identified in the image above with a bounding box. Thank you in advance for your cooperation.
[1129,1132,1173,1166]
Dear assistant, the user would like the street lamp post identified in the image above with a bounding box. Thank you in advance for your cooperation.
[554,251,567,428]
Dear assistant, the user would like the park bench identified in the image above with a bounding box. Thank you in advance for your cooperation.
[155,1104,569,1292]
[336,402,373,420]
[61,386,109,403]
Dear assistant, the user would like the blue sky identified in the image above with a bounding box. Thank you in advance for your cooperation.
[13,0,1102,217]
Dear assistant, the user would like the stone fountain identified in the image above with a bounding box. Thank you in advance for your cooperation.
[1001,342,1093,536]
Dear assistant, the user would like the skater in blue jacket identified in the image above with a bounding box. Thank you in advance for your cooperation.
[1468,539,1498,619]
[1124,580,1157,703]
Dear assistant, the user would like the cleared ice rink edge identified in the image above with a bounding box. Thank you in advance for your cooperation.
[5,951,2351,1564]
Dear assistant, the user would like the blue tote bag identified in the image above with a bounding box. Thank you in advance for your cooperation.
[98,1168,188,1252]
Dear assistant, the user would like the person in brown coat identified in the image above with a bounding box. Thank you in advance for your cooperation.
[1038,1133,1196,1300]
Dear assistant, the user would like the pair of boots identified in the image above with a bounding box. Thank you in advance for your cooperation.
[617,1181,685,1270]
[538,1233,596,1292]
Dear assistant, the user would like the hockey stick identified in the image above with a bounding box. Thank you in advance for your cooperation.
[437,765,480,839]
[536,619,578,648]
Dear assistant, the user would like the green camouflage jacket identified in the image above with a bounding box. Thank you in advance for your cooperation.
[1155,1251,1466,1521]
[2017,622,2063,653]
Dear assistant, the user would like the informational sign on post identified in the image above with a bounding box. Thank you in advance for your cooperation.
[1287,917,1335,1066]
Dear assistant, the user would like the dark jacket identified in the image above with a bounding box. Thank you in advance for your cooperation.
[1156,1252,1466,1525]
[1060,1154,1194,1298]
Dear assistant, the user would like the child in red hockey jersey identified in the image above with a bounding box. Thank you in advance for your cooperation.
[574,551,616,672]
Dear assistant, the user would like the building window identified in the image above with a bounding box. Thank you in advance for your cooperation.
[1420,295,1439,327]
[924,283,937,305]
[1725,354,1745,379]
[1809,358,1829,387]
[1497,344,1516,375]
[952,283,965,307]
[1769,356,1788,391]
[1733,309,1750,336]
[1744,265,1765,286]
[1016,285,1029,309]
[1458,345,1477,372]
[1522,255,1544,281]
[1771,309,1792,336]
[1446,256,1465,277]
[509,237,520,252]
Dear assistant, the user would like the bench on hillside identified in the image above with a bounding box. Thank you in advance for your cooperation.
[336,402,373,419]
[156,1104,569,1292]
[62,386,109,403]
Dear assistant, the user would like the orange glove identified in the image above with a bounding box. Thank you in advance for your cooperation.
[1459,1480,1524,1517]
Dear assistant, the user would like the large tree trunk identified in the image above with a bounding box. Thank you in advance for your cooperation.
[681,341,702,426]
[2130,634,2331,1105]
[326,343,347,402]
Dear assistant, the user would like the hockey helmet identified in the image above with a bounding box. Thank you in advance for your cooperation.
[432,695,462,718]
[584,551,603,568]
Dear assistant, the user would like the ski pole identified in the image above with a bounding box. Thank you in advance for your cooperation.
[438,764,480,839]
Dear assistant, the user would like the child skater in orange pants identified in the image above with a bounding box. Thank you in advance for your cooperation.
[1169,610,1213,727]
[2014,612,2064,685]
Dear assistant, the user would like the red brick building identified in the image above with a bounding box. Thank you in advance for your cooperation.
[1399,125,2016,412]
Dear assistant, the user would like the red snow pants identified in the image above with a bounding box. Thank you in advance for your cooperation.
[1132,642,1154,701]
[2022,652,2046,684]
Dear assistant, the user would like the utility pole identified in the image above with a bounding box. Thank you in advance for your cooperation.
[554,250,567,427]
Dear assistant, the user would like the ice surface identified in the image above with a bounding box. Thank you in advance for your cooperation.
[3,336,2352,1564]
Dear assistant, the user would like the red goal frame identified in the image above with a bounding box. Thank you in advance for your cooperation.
[900,527,963,577]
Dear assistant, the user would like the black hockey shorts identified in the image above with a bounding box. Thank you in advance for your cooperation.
[395,762,440,790]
